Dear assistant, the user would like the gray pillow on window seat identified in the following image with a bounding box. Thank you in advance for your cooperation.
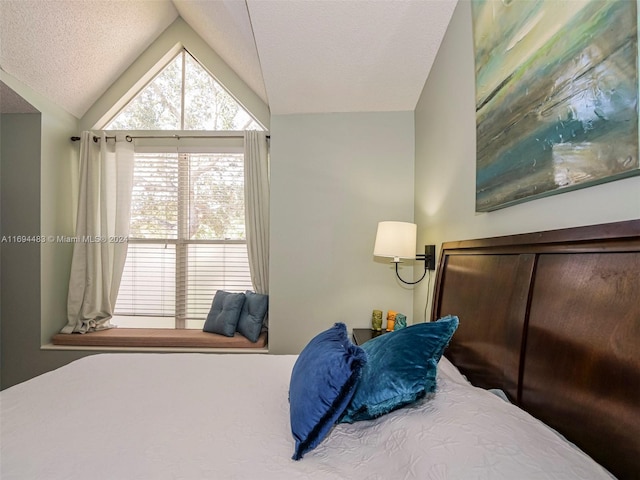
[203,291,246,337]
[236,291,269,342]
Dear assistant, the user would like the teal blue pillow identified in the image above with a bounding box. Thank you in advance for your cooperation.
[340,315,459,423]
[203,291,246,337]
[289,323,367,460]
[236,291,268,342]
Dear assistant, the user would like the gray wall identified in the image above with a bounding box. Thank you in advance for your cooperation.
[269,112,416,354]
[1,114,42,387]
[413,1,640,319]
[0,77,89,389]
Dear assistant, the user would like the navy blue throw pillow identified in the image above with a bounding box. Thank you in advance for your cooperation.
[340,315,459,423]
[289,323,367,460]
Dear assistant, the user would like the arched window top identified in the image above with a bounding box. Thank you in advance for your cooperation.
[105,49,263,131]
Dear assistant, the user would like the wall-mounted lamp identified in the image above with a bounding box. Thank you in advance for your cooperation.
[373,221,436,285]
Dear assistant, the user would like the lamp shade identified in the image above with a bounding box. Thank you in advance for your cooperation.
[373,221,417,260]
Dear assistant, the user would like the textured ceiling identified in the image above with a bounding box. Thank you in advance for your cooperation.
[0,0,178,117]
[0,0,456,117]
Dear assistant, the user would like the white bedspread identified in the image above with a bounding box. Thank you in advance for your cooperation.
[1,353,614,479]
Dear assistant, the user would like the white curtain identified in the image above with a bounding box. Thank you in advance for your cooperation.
[61,132,134,333]
[244,131,269,295]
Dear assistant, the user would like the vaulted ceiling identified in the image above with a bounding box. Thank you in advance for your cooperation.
[0,0,457,117]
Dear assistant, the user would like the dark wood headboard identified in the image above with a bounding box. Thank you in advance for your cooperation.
[432,219,640,480]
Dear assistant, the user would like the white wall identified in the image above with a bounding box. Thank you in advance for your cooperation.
[413,1,640,320]
[269,112,416,354]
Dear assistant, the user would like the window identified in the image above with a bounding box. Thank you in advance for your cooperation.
[114,151,253,329]
[105,48,263,329]
[105,49,263,131]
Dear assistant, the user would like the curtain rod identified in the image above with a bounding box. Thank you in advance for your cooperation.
[70,133,269,143]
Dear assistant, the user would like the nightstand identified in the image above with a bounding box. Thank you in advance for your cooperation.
[352,328,390,346]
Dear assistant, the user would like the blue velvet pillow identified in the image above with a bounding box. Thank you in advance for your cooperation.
[340,315,459,423]
[203,291,246,337]
[289,323,367,460]
[236,291,268,342]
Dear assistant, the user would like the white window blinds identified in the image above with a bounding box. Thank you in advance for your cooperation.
[114,151,253,329]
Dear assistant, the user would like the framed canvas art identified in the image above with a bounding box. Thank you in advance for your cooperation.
[472,0,639,212]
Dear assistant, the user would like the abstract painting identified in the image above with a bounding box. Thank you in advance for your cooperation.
[472,0,639,212]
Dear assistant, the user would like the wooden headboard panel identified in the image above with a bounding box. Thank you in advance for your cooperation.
[432,220,640,480]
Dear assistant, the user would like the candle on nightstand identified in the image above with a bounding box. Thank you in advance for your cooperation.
[371,310,383,331]
[386,310,397,331]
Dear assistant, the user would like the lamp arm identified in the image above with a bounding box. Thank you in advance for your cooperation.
[392,245,435,284]
[395,262,428,285]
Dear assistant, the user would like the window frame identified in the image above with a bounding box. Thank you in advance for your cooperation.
[103,49,264,132]
[110,133,253,330]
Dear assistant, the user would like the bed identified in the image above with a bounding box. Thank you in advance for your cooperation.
[1,219,638,479]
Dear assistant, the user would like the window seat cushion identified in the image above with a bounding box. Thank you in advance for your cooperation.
[52,328,268,349]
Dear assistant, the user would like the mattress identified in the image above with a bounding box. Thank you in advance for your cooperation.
[0,353,614,479]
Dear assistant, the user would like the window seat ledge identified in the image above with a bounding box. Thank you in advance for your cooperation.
[51,329,267,350]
